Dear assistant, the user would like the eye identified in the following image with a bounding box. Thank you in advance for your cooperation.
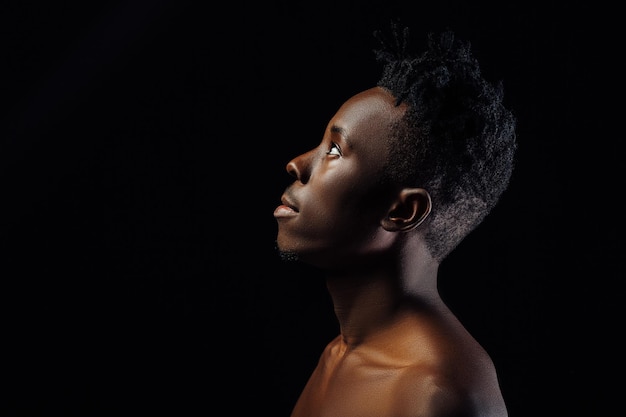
[326,142,342,157]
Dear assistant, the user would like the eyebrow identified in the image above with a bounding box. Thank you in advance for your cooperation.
[330,125,353,149]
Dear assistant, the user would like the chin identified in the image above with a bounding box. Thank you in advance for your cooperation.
[274,242,300,262]
[278,250,300,263]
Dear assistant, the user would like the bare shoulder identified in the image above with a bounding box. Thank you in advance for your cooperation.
[389,315,508,417]
[391,361,507,417]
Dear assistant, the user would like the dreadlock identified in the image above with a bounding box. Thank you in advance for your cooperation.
[373,23,517,262]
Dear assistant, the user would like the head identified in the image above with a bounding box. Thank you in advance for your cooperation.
[274,25,516,267]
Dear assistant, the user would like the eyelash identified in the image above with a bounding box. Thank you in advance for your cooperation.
[326,142,342,157]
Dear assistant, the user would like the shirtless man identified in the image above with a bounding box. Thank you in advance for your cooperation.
[274,26,517,417]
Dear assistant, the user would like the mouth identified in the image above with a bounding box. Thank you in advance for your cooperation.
[273,193,299,218]
[280,194,299,212]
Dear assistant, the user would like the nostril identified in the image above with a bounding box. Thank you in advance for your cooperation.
[286,160,298,178]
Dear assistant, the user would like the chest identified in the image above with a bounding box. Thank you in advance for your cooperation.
[290,360,410,417]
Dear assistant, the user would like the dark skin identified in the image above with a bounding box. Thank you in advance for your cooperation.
[274,87,508,417]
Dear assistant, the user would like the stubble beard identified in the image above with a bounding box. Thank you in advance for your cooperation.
[274,241,299,263]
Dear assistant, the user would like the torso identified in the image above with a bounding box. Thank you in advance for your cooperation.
[290,310,507,417]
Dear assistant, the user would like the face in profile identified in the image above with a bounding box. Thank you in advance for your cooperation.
[274,87,407,269]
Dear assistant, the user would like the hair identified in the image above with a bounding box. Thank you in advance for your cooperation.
[373,23,517,262]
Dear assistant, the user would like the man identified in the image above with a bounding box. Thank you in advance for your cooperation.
[273,25,516,417]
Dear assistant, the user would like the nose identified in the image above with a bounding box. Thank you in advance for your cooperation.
[286,149,314,183]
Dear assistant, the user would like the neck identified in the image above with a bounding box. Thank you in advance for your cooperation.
[323,236,441,347]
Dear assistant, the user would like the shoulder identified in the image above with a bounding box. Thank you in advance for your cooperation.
[391,360,508,417]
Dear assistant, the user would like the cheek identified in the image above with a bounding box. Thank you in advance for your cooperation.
[303,184,386,243]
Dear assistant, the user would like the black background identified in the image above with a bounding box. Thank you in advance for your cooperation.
[2,1,622,416]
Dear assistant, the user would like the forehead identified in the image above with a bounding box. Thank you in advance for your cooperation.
[330,87,406,153]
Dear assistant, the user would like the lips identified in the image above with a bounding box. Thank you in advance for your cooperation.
[280,194,299,212]
[273,193,299,218]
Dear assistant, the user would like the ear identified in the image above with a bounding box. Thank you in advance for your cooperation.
[380,188,432,232]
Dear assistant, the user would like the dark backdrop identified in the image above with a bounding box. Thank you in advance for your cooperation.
[2,1,622,416]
